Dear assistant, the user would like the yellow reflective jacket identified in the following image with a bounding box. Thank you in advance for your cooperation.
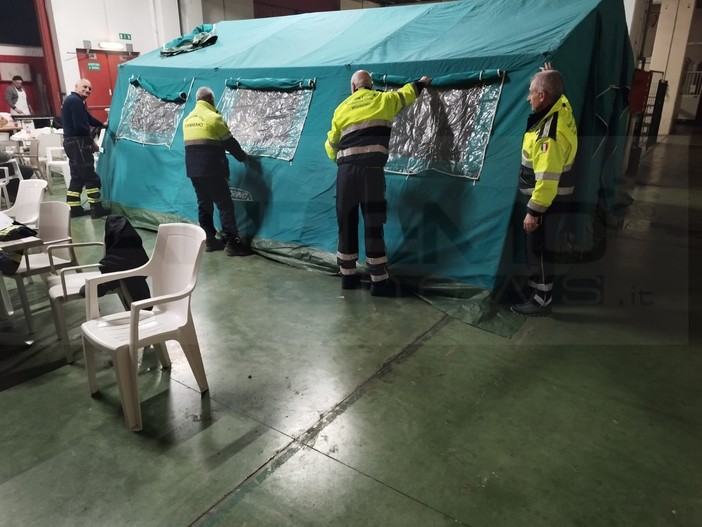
[519,94,577,214]
[183,100,246,178]
[325,82,423,166]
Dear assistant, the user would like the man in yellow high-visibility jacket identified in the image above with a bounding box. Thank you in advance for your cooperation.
[511,66,578,316]
[325,70,431,296]
[183,86,251,256]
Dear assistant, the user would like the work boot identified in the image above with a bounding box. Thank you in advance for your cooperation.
[90,202,108,219]
[341,274,361,290]
[369,279,399,297]
[205,237,225,252]
[70,207,90,218]
[510,291,552,317]
[225,237,253,257]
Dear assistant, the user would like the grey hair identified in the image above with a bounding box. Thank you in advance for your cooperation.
[196,86,215,102]
[531,70,564,103]
[351,70,372,90]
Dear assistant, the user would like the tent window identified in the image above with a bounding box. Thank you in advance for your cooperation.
[378,73,504,179]
[116,84,188,147]
[219,83,314,161]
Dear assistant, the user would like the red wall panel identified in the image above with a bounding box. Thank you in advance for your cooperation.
[254,0,339,18]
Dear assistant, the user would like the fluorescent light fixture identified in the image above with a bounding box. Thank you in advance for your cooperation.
[98,41,125,51]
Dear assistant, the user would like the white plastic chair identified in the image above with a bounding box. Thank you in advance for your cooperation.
[46,241,130,363]
[81,223,208,432]
[45,146,72,189]
[2,178,47,227]
[0,162,22,208]
[23,133,63,193]
[91,128,106,169]
[46,213,148,364]
[9,201,75,333]
[95,128,106,150]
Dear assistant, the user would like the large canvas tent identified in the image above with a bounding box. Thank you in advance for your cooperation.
[98,0,633,331]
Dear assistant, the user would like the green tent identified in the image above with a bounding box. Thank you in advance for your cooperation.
[99,0,633,332]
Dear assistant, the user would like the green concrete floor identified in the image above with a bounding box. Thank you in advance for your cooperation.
[0,129,700,526]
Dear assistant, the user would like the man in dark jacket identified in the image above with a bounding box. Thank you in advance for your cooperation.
[61,79,107,219]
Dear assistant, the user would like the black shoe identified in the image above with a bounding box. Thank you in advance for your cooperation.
[370,279,398,297]
[341,275,361,290]
[205,237,225,252]
[225,237,253,257]
[510,302,552,316]
[510,292,552,317]
[70,207,90,218]
[90,203,109,219]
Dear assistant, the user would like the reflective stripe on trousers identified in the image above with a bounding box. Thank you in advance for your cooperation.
[64,136,102,205]
[336,164,388,279]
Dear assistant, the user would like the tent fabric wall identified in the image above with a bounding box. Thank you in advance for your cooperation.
[98,0,633,316]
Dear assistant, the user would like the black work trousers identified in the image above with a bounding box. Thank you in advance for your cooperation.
[336,164,388,282]
[525,196,571,294]
[190,176,238,240]
[64,136,102,208]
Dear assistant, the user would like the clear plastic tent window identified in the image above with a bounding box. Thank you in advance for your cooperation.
[219,88,313,161]
[116,84,187,147]
[385,80,503,179]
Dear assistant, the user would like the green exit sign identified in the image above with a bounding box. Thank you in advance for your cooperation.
[119,33,132,40]
[87,62,101,71]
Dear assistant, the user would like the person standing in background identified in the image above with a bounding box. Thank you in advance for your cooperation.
[61,78,107,219]
[5,76,32,116]
[511,65,578,316]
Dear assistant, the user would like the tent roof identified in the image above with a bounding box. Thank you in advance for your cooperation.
[131,0,603,72]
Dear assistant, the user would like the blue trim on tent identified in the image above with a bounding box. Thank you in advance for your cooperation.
[128,75,191,102]
[371,70,505,88]
[224,78,316,91]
